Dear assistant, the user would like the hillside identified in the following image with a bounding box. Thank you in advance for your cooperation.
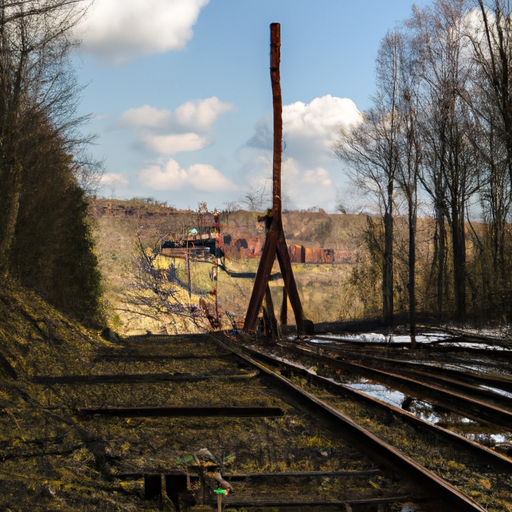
[91,198,366,335]
[1,280,349,510]
[0,279,135,510]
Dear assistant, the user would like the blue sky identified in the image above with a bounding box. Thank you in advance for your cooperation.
[74,0,429,212]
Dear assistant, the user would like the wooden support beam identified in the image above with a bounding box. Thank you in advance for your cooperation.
[276,220,305,332]
[223,469,383,479]
[204,495,423,508]
[94,352,232,362]
[280,286,287,329]
[118,469,383,480]
[244,215,279,332]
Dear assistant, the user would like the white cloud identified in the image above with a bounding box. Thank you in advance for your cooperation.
[283,95,361,165]
[78,0,209,65]
[114,98,233,157]
[139,159,237,192]
[140,160,187,190]
[142,133,209,154]
[174,97,234,132]
[282,158,335,208]
[99,173,129,186]
[303,167,332,187]
[246,95,361,167]
[242,95,360,210]
[116,97,233,133]
[117,105,173,131]
[186,164,237,191]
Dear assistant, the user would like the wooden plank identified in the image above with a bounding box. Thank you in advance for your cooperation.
[94,352,232,362]
[223,469,383,479]
[32,369,258,385]
[117,469,383,480]
[205,495,424,507]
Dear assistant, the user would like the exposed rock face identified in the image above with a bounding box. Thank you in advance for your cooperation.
[240,237,264,258]
[224,237,265,258]
[95,203,178,218]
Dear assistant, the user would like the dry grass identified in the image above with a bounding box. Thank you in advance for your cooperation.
[92,205,365,335]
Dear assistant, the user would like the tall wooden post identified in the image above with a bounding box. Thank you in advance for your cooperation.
[270,22,282,221]
[244,23,307,335]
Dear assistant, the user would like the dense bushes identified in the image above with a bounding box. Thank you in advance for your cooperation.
[0,1,103,326]
[9,119,103,326]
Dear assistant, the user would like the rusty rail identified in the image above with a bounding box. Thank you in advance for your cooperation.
[286,342,512,430]
[213,334,487,512]
[232,340,512,473]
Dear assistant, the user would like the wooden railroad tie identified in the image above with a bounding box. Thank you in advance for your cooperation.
[74,406,284,418]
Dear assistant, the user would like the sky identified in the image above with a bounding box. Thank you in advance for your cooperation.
[73,0,430,212]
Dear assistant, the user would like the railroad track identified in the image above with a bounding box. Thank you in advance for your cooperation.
[32,331,512,511]
[216,332,512,510]
[224,338,512,466]
[273,340,512,431]
[287,336,512,425]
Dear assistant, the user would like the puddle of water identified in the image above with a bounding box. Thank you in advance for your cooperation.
[480,385,512,399]
[311,332,451,344]
[344,380,406,408]
[404,398,512,447]
[308,332,512,352]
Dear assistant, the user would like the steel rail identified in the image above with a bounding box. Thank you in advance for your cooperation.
[314,332,512,349]
[284,342,512,430]
[306,339,512,393]
[232,340,512,473]
[301,340,512,400]
[212,334,487,512]
[312,333,512,362]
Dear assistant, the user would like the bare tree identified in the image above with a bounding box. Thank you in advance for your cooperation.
[465,0,512,318]
[411,0,480,320]
[392,29,422,346]
[0,0,91,275]
[126,239,213,334]
[334,29,405,326]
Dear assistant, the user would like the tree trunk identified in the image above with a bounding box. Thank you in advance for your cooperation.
[408,192,417,348]
[0,158,21,276]
[451,203,467,320]
[382,181,394,326]
[434,204,447,318]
